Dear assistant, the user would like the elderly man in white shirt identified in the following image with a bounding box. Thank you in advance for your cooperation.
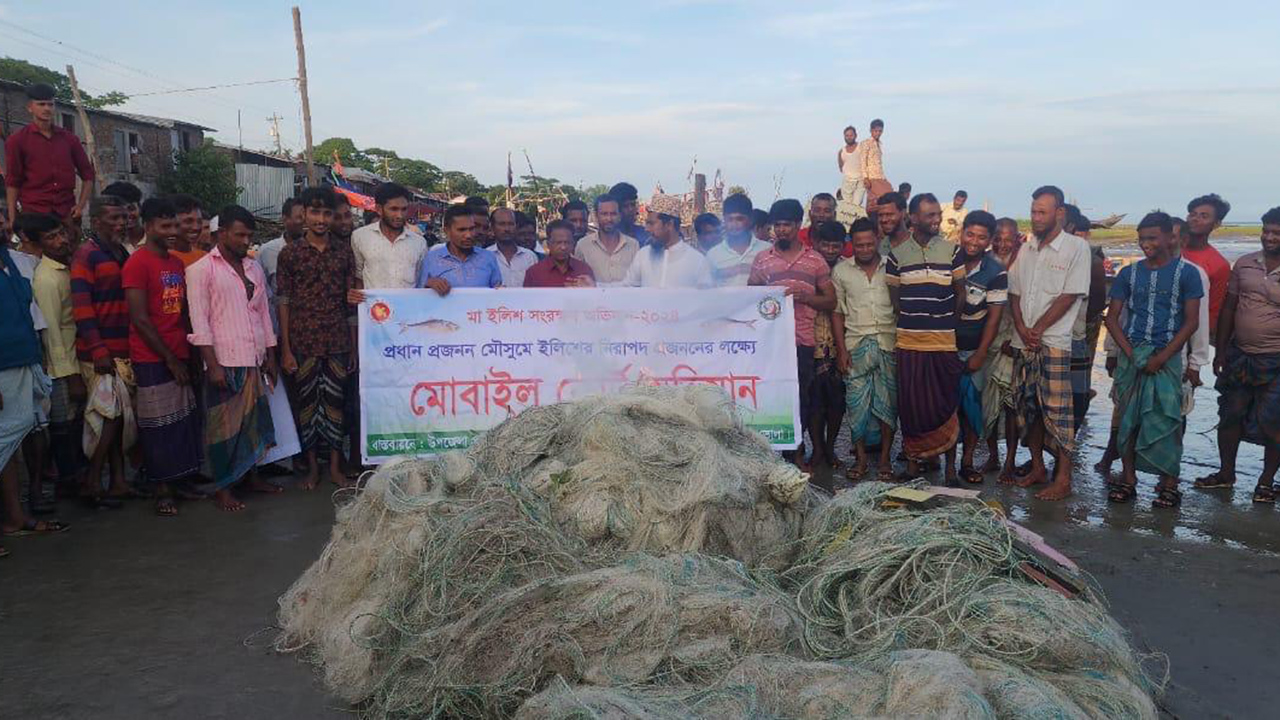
[623,194,713,289]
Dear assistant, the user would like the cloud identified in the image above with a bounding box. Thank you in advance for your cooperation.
[765,1,951,38]
[310,17,447,46]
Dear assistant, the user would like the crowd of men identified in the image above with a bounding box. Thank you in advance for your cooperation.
[4,82,1280,559]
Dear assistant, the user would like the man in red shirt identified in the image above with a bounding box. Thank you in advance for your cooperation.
[122,197,202,516]
[1181,193,1232,338]
[524,221,595,287]
[4,83,95,226]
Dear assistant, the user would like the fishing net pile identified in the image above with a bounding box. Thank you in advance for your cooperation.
[276,385,1163,719]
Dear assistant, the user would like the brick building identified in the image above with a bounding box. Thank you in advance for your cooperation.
[0,78,212,198]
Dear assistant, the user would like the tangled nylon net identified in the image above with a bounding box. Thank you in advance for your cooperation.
[276,385,1164,718]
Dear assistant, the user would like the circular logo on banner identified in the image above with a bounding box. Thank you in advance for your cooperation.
[757,296,782,321]
[370,301,392,324]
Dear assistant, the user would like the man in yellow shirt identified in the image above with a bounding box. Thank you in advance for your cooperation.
[941,190,969,242]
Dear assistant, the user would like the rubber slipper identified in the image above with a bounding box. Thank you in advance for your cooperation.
[3,519,70,536]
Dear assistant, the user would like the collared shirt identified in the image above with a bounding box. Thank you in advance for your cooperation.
[3,123,96,216]
[619,222,652,247]
[70,236,131,362]
[831,256,896,351]
[957,253,1009,352]
[573,232,639,286]
[9,249,48,331]
[276,238,356,357]
[493,245,540,288]
[0,247,42,371]
[523,257,595,288]
[706,237,772,287]
[1228,251,1280,354]
[1007,231,1091,352]
[351,222,428,290]
[186,246,276,367]
[418,244,503,289]
[940,205,968,242]
[886,234,965,352]
[625,241,715,290]
[32,255,78,379]
[861,138,885,179]
[749,246,831,347]
[1110,257,1203,348]
[798,227,854,258]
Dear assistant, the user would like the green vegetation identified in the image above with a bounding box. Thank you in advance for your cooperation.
[158,140,240,213]
[0,57,128,108]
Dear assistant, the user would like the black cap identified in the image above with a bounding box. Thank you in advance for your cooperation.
[25,83,56,101]
[769,198,804,224]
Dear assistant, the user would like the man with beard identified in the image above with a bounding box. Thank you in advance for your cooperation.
[886,193,966,479]
[122,197,203,516]
[185,205,279,512]
[810,221,850,472]
[623,194,712,289]
[706,193,771,287]
[798,193,843,253]
[1195,207,1280,502]
[349,183,427,297]
[834,217,898,482]
[169,194,207,267]
[102,181,145,253]
[609,182,652,246]
[470,206,494,248]
[837,125,865,210]
[874,191,911,257]
[941,190,969,242]
[560,200,590,247]
[1007,186,1092,501]
[574,194,638,287]
[749,199,835,472]
[514,211,540,255]
[491,207,538,287]
[331,193,355,244]
[418,204,501,290]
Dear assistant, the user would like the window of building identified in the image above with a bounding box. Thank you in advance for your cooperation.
[113,129,142,174]
[60,113,75,131]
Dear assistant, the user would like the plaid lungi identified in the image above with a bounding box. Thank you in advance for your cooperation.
[1014,346,1077,453]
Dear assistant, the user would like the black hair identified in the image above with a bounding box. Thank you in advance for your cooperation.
[594,194,619,212]
[963,210,997,237]
[373,182,412,206]
[1063,203,1086,232]
[814,220,847,244]
[91,194,129,218]
[875,191,906,211]
[752,209,770,229]
[996,216,1018,231]
[1137,211,1173,234]
[333,192,351,208]
[299,185,337,210]
[444,204,474,228]
[463,195,489,209]
[694,213,721,233]
[513,210,534,228]
[1262,207,1280,225]
[608,182,638,201]
[561,199,589,217]
[490,207,516,223]
[723,193,752,216]
[870,118,884,130]
[850,217,876,236]
[140,197,177,223]
[1032,185,1065,207]
[102,181,142,204]
[218,204,256,232]
[545,219,574,239]
[843,125,856,134]
[1187,193,1231,222]
[171,193,202,215]
[908,192,939,215]
[15,212,62,243]
[898,182,912,193]
[811,192,836,205]
[955,190,968,199]
[282,198,302,217]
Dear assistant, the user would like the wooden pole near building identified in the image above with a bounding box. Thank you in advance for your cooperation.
[65,65,100,193]
[693,173,706,214]
[292,6,316,186]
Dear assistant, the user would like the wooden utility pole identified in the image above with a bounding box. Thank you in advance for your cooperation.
[693,173,706,214]
[292,6,315,185]
[65,65,100,192]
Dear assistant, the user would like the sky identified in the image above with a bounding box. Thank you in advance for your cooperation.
[3,0,1279,221]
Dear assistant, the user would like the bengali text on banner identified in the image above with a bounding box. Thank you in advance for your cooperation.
[358,287,800,462]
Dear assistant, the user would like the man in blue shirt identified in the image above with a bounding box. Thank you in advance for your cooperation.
[1104,211,1203,509]
[416,204,503,292]
[952,211,1007,484]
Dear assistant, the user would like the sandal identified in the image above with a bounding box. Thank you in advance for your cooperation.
[155,497,179,517]
[1107,482,1137,504]
[0,545,9,559]
[1152,486,1182,509]
[1193,472,1235,490]
[845,465,865,482]
[3,518,71,536]
[1253,484,1276,505]
[877,468,897,483]
[960,467,984,485]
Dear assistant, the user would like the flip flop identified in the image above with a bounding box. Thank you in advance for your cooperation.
[3,519,71,536]
[1193,472,1235,490]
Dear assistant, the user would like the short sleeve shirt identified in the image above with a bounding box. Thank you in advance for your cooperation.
[1181,245,1230,335]
[957,253,1009,352]
[1110,258,1203,348]
[705,237,772,287]
[121,249,189,362]
[885,234,965,352]
[276,239,357,356]
[749,247,831,347]
[1227,251,1280,354]
[1007,232,1092,352]
[418,245,503,288]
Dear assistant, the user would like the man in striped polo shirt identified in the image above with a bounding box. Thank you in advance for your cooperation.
[886,193,966,477]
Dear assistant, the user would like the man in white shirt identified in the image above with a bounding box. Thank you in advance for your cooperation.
[706,193,771,287]
[347,183,427,300]
[490,207,538,287]
[940,190,969,242]
[574,194,639,287]
[624,194,713,289]
[1007,185,1092,501]
[256,198,305,293]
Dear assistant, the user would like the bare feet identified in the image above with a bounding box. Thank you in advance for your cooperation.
[998,464,1017,484]
[1094,455,1116,475]
[248,477,285,494]
[1016,466,1049,488]
[328,465,355,488]
[214,489,245,512]
[980,457,1001,473]
[1035,479,1072,501]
